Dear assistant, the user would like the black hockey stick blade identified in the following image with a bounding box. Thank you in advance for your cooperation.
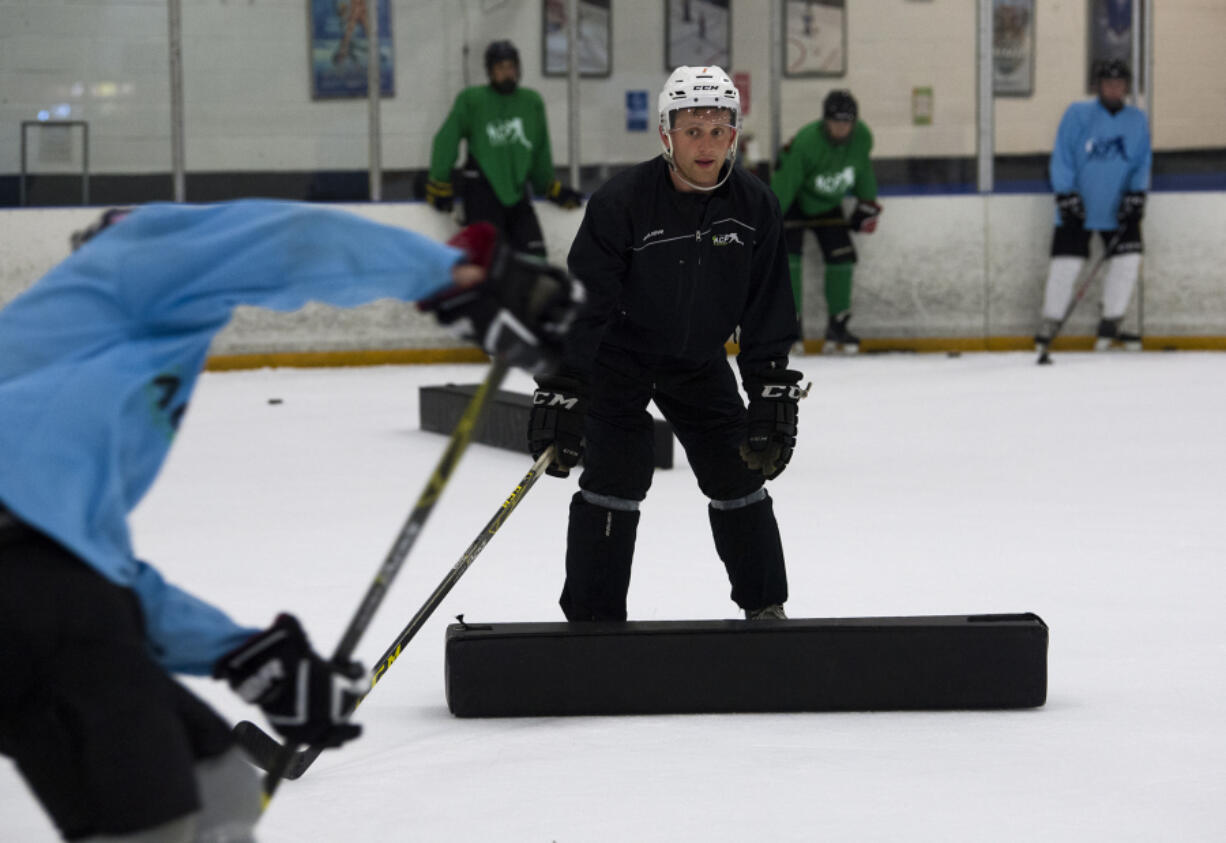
[235,446,556,782]
[234,721,317,780]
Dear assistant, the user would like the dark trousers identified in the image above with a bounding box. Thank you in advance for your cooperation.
[460,161,547,257]
[0,521,234,840]
[559,346,789,620]
[1050,219,1143,258]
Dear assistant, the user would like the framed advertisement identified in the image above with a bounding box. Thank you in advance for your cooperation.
[783,0,845,77]
[993,0,1034,96]
[309,0,394,100]
[665,0,730,71]
[1087,0,1140,92]
[543,0,612,77]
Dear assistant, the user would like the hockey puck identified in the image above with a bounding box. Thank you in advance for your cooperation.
[946,351,961,358]
[268,398,283,405]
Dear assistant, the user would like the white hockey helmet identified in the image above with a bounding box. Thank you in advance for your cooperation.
[658,65,741,129]
[657,66,742,190]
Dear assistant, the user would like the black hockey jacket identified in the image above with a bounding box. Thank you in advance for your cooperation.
[563,156,798,381]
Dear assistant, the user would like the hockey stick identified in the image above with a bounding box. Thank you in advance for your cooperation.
[783,216,848,230]
[237,440,554,783]
[253,355,511,803]
[1036,229,1123,365]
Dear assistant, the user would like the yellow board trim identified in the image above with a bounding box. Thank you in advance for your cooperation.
[205,338,1226,372]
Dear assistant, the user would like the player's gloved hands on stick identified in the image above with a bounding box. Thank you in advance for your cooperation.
[529,374,588,477]
[1056,192,1086,227]
[546,180,584,210]
[425,178,455,214]
[848,199,882,233]
[1117,191,1146,225]
[740,368,806,480]
[418,223,586,376]
[214,614,367,748]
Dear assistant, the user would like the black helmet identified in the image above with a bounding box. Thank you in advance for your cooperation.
[484,40,520,74]
[1095,59,1131,82]
[823,89,858,122]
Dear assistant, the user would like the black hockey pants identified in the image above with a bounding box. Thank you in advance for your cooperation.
[460,158,547,257]
[558,346,789,620]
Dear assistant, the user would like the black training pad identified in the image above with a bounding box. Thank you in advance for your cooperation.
[419,383,675,469]
[445,614,1048,717]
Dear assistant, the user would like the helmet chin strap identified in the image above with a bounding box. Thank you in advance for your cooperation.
[662,131,739,193]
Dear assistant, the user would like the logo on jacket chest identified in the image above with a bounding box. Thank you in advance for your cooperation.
[1085,135,1127,162]
[486,117,533,149]
[713,232,745,247]
[813,165,855,195]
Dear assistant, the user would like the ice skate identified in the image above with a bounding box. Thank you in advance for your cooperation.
[1094,318,1142,352]
[745,603,788,620]
[822,313,860,355]
[1034,318,1058,353]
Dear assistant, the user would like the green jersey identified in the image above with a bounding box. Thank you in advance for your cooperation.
[771,120,877,217]
[429,85,556,208]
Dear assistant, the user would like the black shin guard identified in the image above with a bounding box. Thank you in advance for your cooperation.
[708,495,788,612]
[559,494,639,621]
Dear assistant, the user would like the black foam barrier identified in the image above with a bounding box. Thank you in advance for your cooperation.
[419,383,675,469]
[445,614,1048,716]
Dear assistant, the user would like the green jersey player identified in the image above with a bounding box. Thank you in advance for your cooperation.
[772,90,880,353]
[427,40,582,257]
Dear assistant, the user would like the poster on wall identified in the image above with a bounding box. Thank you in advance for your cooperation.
[993,0,1034,96]
[543,0,612,77]
[309,0,394,99]
[665,0,730,71]
[784,0,845,77]
[1087,0,1140,92]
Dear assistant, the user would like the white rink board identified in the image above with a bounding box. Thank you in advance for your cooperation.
[2,192,1224,354]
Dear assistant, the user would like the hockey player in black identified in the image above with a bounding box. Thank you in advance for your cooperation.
[529,66,803,622]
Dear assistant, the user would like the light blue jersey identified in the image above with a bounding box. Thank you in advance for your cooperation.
[0,200,461,674]
[1050,99,1152,231]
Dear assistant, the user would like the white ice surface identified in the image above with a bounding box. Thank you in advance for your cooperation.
[3,352,1225,841]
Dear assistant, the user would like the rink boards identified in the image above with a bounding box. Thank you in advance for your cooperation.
[445,613,1048,717]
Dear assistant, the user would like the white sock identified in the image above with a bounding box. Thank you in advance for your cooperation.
[1041,256,1085,322]
[1101,252,1142,321]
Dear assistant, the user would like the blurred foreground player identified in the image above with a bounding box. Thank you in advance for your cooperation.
[528,66,803,622]
[0,201,582,842]
[1036,59,1151,351]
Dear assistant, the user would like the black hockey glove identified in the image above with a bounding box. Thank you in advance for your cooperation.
[740,368,806,480]
[848,199,882,233]
[545,179,584,210]
[419,223,585,376]
[529,374,588,477]
[1055,192,1086,227]
[1117,191,1146,225]
[425,178,455,214]
[214,614,367,748]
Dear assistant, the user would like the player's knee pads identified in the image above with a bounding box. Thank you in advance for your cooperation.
[708,490,778,559]
[569,492,641,564]
[708,492,787,608]
[563,492,640,621]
